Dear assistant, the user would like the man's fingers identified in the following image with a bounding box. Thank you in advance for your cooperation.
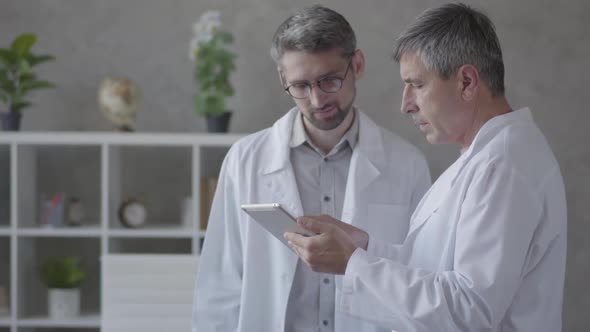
[297,216,332,234]
[284,231,308,247]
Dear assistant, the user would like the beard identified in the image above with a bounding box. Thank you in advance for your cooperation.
[303,94,355,131]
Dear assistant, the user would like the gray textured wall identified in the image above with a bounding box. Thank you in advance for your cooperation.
[1,0,589,330]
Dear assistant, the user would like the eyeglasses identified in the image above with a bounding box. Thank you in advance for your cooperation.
[284,59,353,99]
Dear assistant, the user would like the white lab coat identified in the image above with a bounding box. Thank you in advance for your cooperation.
[193,108,431,332]
[338,108,567,331]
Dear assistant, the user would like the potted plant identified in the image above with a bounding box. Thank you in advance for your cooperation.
[40,256,86,319]
[189,11,236,132]
[0,33,55,131]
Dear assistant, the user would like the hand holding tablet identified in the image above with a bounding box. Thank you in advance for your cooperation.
[240,203,314,248]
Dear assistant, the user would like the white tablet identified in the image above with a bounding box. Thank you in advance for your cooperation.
[240,203,313,248]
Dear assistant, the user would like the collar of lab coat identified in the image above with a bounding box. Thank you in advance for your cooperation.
[260,106,387,175]
[408,107,534,234]
[452,107,533,185]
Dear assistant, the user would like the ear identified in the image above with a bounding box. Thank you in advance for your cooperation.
[277,67,286,87]
[457,64,479,101]
[351,49,365,80]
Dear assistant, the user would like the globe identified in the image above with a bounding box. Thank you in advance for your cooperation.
[98,78,141,131]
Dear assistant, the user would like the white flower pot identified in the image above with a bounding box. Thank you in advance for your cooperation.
[48,288,80,319]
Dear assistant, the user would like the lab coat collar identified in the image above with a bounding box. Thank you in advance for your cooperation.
[461,107,532,161]
[451,107,533,186]
[408,107,533,235]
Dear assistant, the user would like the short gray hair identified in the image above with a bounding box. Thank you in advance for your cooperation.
[393,3,505,96]
[270,5,356,63]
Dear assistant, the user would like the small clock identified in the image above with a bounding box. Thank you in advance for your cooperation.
[118,198,147,228]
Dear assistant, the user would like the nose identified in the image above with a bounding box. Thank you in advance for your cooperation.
[308,85,329,108]
[400,84,415,114]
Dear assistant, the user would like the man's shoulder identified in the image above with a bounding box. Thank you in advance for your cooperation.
[228,127,273,157]
[476,121,561,186]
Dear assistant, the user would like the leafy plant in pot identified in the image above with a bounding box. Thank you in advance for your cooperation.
[190,11,236,132]
[40,256,86,319]
[0,33,55,131]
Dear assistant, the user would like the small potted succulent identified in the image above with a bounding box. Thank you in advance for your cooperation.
[189,11,236,132]
[0,33,55,131]
[40,256,86,319]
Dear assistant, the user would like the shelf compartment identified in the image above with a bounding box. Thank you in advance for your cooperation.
[17,238,100,320]
[107,145,192,230]
[108,238,191,254]
[16,145,101,229]
[196,146,229,232]
[0,238,10,321]
[0,145,10,228]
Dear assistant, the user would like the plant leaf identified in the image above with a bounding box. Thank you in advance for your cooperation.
[11,33,36,57]
[21,80,55,92]
[0,90,8,103]
[19,58,31,75]
[0,80,16,95]
[27,54,55,67]
[0,48,17,66]
[19,72,37,82]
[40,256,86,288]
[11,101,32,113]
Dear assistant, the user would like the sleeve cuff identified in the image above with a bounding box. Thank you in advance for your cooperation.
[343,248,367,293]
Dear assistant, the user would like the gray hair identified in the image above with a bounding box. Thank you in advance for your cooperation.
[270,5,356,63]
[393,3,505,96]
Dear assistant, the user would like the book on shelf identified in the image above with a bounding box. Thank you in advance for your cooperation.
[0,285,8,316]
[199,176,218,231]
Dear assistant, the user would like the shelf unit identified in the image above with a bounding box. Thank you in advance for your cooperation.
[0,132,243,332]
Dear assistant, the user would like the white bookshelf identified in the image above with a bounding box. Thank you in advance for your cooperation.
[0,132,243,332]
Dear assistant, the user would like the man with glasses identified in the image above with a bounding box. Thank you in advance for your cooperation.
[193,5,431,332]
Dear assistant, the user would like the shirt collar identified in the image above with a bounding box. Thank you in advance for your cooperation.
[289,107,359,154]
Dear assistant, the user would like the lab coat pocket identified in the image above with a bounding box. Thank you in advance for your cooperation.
[368,203,410,244]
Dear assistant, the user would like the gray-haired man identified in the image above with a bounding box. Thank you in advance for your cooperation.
[192,5,431,332]
[286,3,567,331]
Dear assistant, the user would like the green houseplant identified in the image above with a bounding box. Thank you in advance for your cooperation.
[189,11,236,132]
[0,33,55,131]
[40,256,86,319]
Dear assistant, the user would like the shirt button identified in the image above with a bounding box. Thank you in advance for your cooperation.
[323,196,330,202]
[323,278,330,284]
[323,320,329,326]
